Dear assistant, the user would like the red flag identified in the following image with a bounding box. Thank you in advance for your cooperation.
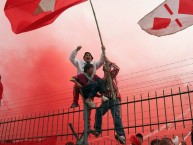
[138,0,193,36]
[4,0,87,34]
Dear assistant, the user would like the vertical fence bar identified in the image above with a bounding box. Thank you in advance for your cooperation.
[41,112,45,139]
[4,118,9,140]
[32,114,36,141]
[83,103,89,145]
[19,115,24,140]
[15,116,20,141]
[72,108,75,140]
[23,115,28,139]
[141,95,144,133]
[37,113,41,139]
[61,109,64,141]
[28,114,32,139]
[1,118,5,141]
[7,117,12,141]
[171,89,176,129]
[134,96,136,133]
[127,97,129,134]
[51,110,55,136]
[182,133,184,142]
[78,107,80,138]
[187,86,193,124]
[163,90,168,130]
[12,117,16,141]
[148,93,152,132]
[179,87,185,128]
[155,91,160,131]
[67,108,69,140]
[0,119,2,139]
[46,111,50,138]
[56,109,59,135]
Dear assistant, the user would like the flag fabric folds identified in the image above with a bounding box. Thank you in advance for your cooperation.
[138,0,193,37]
[4,0,87,34]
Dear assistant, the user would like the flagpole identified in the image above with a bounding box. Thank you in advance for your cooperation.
[89,0,104,47]
[89,0,116,100]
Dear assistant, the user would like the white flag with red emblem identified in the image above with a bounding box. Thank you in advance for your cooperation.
[138,0,193,37]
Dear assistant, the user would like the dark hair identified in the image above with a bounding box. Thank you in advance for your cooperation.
[65,142,75,145]
[136,133,143,141]
[83,52,93,60]
[160,138,173,145]
[84,63,94,73]
[151,139,160,145]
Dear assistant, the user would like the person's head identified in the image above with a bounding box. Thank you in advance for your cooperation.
[151,139,160,145]
[83,52,93,63]
[84,63,94,75]
[159,138,173,145]
[136,133,143,144]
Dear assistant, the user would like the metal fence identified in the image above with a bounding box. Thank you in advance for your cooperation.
[0,86,193,144]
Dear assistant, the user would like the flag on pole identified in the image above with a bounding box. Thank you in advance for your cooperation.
[4,0,87,34]
[138,0,193,37]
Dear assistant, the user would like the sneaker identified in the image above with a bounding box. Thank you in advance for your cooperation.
[101,96,109,102]
[115,135,126,144]
[70,103,79,108]
[85,98,96,108]
[90,129,100,137]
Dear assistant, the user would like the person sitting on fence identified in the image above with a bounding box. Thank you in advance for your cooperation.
[70,63,108,108]
[90,59,126,144]
[69,46,105,108]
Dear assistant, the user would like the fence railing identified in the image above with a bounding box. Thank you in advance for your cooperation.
[0,86,193,144]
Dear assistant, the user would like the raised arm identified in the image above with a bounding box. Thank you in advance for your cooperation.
[95,46,105,69]
[69,46,82,67]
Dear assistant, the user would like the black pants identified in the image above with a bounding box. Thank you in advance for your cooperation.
[82,79,106,100]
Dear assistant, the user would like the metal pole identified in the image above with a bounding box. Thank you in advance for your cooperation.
[83,103,89,145]
[89,0,116,99]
